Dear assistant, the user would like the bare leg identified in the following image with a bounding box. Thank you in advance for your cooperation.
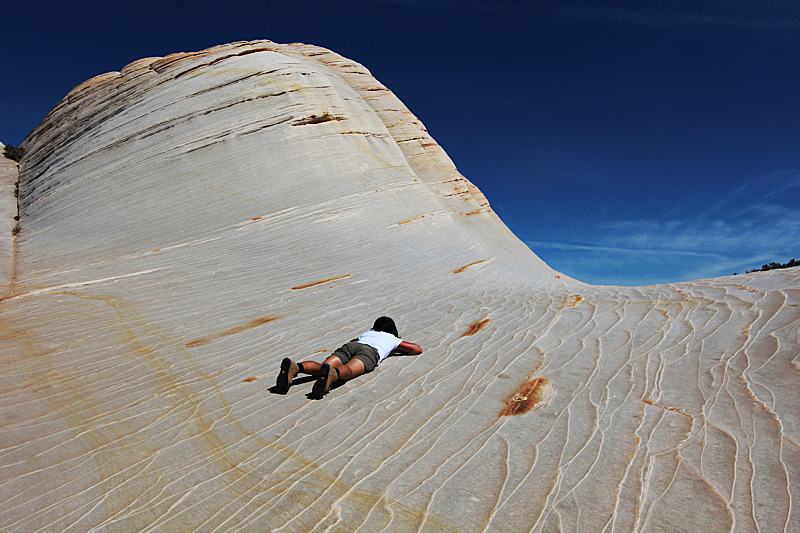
[297,360,322,376]
[329,357,366,381]
[299,356,366,381]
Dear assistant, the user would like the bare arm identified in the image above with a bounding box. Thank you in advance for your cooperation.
[396,341,423,355]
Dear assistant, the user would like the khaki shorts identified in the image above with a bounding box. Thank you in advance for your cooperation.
[332,342,380,372]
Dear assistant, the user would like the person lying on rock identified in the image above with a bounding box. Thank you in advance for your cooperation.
[276,316,423,397]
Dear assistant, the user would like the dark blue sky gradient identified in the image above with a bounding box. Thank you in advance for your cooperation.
[2,0,799,284]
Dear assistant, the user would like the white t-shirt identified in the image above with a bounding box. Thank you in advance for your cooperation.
[357,330,403,365]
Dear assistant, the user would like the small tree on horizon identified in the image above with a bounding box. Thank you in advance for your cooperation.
[746,258,799,273]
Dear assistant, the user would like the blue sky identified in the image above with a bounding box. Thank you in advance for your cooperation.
[2,0,798,285]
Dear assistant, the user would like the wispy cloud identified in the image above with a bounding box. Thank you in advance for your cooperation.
[526,172,800,285]
[701,170,800,218]
[599,216,800,253]
[526,240,726,259]
[761,173,800,200]
[350,0,800,30]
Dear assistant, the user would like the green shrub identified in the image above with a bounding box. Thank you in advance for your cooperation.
[3,145,24,162]
[746,258,799,273]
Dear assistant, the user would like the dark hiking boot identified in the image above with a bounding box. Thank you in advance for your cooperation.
[275,357,298,394]
[312,363,338,398]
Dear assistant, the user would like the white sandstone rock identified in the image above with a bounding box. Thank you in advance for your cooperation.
[0,147,17,296]
[0,40,798,533]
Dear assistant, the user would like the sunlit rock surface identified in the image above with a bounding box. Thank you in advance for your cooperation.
[0,144,17,296]
[2,40,799,533]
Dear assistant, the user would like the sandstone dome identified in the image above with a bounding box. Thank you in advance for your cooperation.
[1,40,799,532]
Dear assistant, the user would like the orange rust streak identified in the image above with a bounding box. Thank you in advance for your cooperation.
[464,209,483,216]
[643,398,693,416]
[500,377,549,417]
[242,377,258,383]
[186,338,213,348]
[291,274,352,290]
[398,215,426,225]
[462,318,490,337]
[186,316,280,347]
[453,259,488,274]
[221,316,279,337]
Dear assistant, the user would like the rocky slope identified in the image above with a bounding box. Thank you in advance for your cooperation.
[0,144,17,297]
[1,40,798,532]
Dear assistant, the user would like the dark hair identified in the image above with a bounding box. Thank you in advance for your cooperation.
[372,316,399,337]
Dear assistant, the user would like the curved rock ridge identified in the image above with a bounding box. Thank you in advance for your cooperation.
[1,40,798,533]
[18,40,544,279]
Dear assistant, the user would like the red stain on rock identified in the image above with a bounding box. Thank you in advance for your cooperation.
[642,398,692,416]
[186,338,213,348]
[462,318,490,337]
[453,259,488,274]
[221,316,279,337]
[242,377,258,383]
[500,377,550,417]
[291,274,352,290]
[398,215,426,225]
[186,316,280,347]
[562,294,584,308]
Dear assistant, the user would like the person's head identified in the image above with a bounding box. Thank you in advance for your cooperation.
[372,316,399,337]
